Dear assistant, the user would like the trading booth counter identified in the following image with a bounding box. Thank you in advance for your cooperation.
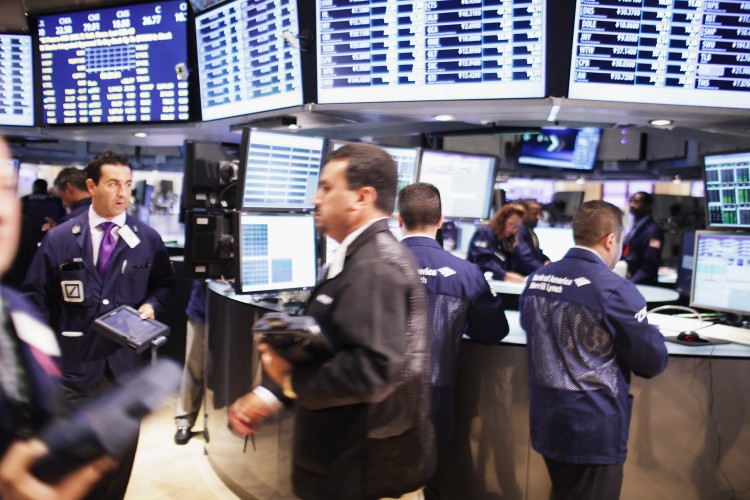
[204,282,750,500]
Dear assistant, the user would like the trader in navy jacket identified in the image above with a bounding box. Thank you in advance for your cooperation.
[514,199,550,275]
[398,183,509,499]
[622,191,664,284]
[520,200,668,500]
[22,151,175,499]
[466,203,526,282]
[0,136,111,498]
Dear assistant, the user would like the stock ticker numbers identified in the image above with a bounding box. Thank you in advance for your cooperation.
[37,0,190,125]
[570,0,750,108]
[316,0,546,103]
[0,35,34,126]
[195,0,303,121]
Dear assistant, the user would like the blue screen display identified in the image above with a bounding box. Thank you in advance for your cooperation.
[518,127,601,171]
[37,0,190,125]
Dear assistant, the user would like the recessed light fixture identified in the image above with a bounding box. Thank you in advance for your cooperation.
[288,123,300,130]
[133,132,148,138]
[649,119,673,127]
[672,175,682,184]
[434,114,454,122]
[575,175,586,185]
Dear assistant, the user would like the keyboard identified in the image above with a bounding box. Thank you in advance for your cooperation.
[700,324,750,347]
[647,313,710,335]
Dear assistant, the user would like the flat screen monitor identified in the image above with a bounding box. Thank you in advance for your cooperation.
[234,213,317,294]
[237,128,326,211]
[703,151,750,228]
[195,0,304,121]
[417,149,496,220]
[518,127,601,170]
[568,0,750,109]
[183,140,240,210]
[36,0,190,125]
[675,229,695,296]
[690,231,750,316]
[0,34,34,126]
[315,0,546,104]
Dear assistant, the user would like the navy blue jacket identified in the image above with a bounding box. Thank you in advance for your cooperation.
[514,225,550,275]
[466,225,517,280]
[623,215,664,284]
[22,212,175,391]
[520,247,668,465]
[21,193,66,246]
[402,236,508,443]
[0,287,64,459]
[57,197,92,226]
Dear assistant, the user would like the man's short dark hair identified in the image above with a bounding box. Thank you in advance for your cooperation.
[573,200,624,247]
[32,178,47,194]
[327,143,398,214]
[54,167,87,192]
[631,191,653,207]
[518,198,541,210]
[86,151,131,185]
[398,182,441,229]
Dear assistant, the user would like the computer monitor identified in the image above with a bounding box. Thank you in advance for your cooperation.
[315,0,546,104]
[237,128,325,211]
[234,213,317,294]
[703,150,750,229]
[183,140,240,210]
[35,0,190,125]
[417,150,496,220]
[518,127,601,171]
[0,34,34,126]
[690,231,750,316]
[568,0,750,110]
[195,0,304,121]
[675,230,695,297]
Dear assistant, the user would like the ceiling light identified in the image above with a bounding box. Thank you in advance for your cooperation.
[576,175,586,185]
[672,175,682,184]
[287,123,300,130]
[133,132,148,138]
[649,119,673,127]
[434,114,454,122]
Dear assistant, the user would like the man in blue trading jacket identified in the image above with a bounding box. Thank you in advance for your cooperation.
[228,143,435,500]
[397,182,509,499]
[22,151,175,499]
[0,136,112,499]
[51,167,93,227]
[514,199,550,275]
[520,200,668,500]
[622,191,664,284]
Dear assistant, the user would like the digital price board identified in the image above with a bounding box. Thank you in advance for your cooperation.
[704,150,750,228]
[37,0,190,125]
[196,0,303,121]
[316,0,546,104]
[568,0,750,109]
[0,34,34,127]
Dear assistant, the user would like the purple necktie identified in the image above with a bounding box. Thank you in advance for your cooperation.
[97,222,116,277]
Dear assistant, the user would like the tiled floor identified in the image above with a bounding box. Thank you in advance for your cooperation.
[124,398,239,500]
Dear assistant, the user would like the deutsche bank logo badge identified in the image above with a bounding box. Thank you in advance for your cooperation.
[61,280,84,303]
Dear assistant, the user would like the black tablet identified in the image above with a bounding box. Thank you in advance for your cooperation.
[92,305,170,353]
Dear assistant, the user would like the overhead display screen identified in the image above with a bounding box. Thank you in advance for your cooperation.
[196,0,303,121]
[36,0,190,125]
[569,0,750,109]
[316,0,546,104]
[0,34,34,127]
